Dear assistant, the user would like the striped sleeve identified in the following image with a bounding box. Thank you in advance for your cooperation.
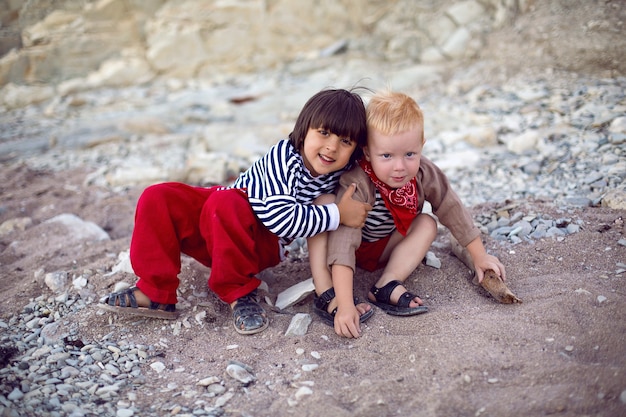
[232,140,342,240]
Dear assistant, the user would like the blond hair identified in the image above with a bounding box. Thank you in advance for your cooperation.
[366,91,424,140]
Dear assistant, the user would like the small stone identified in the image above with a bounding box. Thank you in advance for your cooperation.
[424,251,441,269]
[285,313,312,337]
[294,386,313,400]
[564,345,574,352]
[7,387,24,400]
[150,361,166,373]
[116,409,134,417]
[226,363,255,385]
[597,295,607,304]
[275,278,315,310]
[197,376,220,386]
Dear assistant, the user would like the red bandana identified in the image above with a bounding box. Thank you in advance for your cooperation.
[359,159,418,236]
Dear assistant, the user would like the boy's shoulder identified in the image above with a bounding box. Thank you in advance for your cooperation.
[340,163,367,180]
[339,164,374,193]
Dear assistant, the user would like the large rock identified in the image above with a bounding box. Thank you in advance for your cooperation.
[0,0,523,89]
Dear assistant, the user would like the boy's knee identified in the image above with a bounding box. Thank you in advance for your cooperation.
[138,183,175,206]
[205,188,248,214]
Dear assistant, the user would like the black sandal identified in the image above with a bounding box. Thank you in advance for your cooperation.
[313,287,374,327]
[369,280,428,316]
[98,287,178,320]
[232,291,269,335]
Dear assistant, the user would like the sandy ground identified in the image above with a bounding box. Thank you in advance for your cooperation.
[1,163,625,417]
[1,1,626,415]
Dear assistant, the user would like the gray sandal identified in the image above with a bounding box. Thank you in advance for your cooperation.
[232,291,269,335]
[98,287,178,320]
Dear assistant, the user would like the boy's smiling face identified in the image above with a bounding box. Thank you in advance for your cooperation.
[301,127,356,176]
[363,124,424,189]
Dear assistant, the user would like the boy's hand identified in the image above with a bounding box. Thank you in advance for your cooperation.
[473,253,506,283]
[337,183,372,228]
[334,304,362,338]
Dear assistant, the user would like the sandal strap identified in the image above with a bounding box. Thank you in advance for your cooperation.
[314,287,336,311]
[107,287,138,308]
[370,280,402,304]
[149,301,176,312]
[107,287,176,312]
[371,280,418,308]
[396,291,416,308]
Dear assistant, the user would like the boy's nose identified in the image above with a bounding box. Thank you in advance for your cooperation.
[326,137,338,150]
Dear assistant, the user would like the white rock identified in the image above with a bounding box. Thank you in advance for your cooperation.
[446,0,485,26]
[275,278,315,310]
[72,276,88,289]
[111,250,134,274]
[441,27,471,59]
[294,386,313,400]
[214,392,234,407]
[285,313,312,337]
[197,376,220,386]
[7,387,24,401]
[116,409,134,417]
[302,364,318,372]
[45,271,68,293]
[425,251,442,269]
[150,361,166,373]
[44,213,110,242]
[609,116,626,134]
[506,130,540,154]
[226,363,255,384]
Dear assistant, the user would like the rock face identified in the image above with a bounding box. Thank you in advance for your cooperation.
[0,0,526,87]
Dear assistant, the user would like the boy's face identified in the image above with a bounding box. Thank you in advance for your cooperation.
[301,127,357,177]
[363,124,424,189]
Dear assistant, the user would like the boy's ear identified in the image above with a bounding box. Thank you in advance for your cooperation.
[363,146,371,161]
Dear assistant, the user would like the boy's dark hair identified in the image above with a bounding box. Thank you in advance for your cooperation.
[288,88,367,163]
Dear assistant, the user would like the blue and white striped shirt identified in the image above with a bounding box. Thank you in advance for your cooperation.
[232,139,345,244]
[361,189,397,242]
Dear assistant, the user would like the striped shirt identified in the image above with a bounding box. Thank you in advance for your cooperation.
[361,189,397,242]
[231,139,345,244]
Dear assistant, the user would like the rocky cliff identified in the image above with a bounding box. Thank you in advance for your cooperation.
[0,0,528,88]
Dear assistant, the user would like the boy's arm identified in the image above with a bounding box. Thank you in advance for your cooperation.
[465,236,507,283]
[418,156,480,247]
[419,157,506,281]
[327,166,374,272]
[336,183,372,228]
[331,264,362,338]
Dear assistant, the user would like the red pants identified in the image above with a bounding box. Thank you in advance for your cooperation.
[130,183,281,304]
[355,234,391,272]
